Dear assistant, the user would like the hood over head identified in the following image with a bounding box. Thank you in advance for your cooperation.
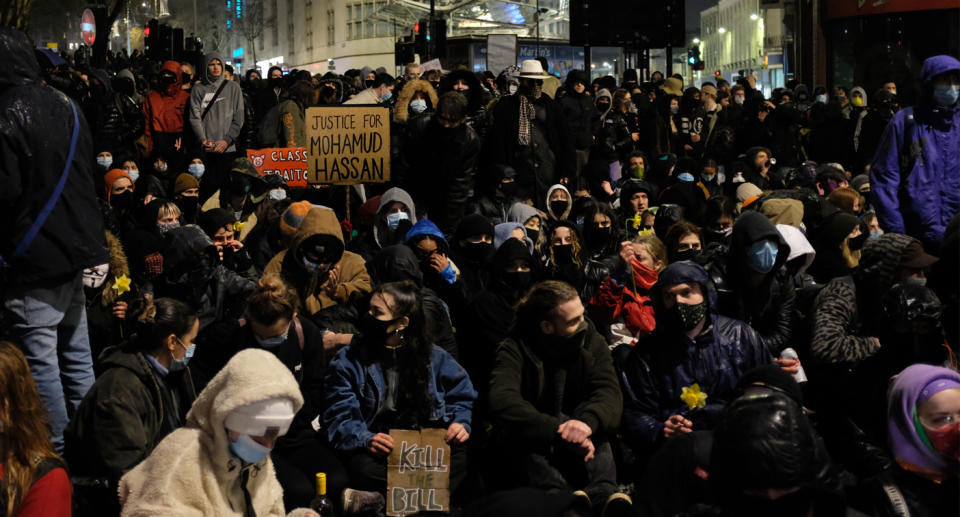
[545,184,572,220]
[198,208,236,238]
[730,211,791,275]
[377,187,418,222]
[134,174,167,205]
[393,79,439,122]
[203,52,226,85]
[619,180,659,214]
[887,364,960,475]
[370,244,422,287]
[853,232,916,293]
[652,261,719,318]
[564,69,590,91]
[455,213,496,244]
[290,207,346,270]
[712,393,821,495]
[794,83,810,100]
[760,198,804,228]
[440,69,485,112]
[186,349,302,469]
[851,86,868,107]
[490,238,536,283]
[494,222,534,254]
[0,27,40,91]
[596,88,612,101]
[160,60,184,95]
[507,202,541,226]
[162,224,220,284]
[405,219,450,250]
[921,55,960,84]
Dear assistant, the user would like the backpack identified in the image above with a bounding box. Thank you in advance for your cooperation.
[255,103,283,148]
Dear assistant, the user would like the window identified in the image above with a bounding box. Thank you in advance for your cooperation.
[327,9,335,46]
[346,2,389,40]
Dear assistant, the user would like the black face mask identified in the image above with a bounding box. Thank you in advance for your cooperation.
[539,321,588,361]
[269,77,284,89]
[361,312,399,341]
[500,181,518,198]
[670,301,707,331]
[526,228,540,243]
[550,201,569,218]
[365,79,375,88]
[597,100,610,111]
[552,244,574,264]
[463,242,493,262]
[500,270,532,294]
[110,191,134,211]
[848,232,868,251]
[181,72,192,84]
[176,197,200,221]
[674,248,702,262]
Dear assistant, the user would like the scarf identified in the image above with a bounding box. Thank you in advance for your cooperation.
[517,86,542,146]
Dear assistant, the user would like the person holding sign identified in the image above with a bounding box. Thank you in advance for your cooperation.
[322,281,476,504]
[488,280,631,515]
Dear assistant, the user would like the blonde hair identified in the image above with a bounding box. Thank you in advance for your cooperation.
[632,234,668,271]
[157,201,181,221]
[246,274,301,324]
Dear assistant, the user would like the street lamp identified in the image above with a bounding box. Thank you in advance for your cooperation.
[750,13,758,20]
[718,27,726,34]
[693,37,700,44]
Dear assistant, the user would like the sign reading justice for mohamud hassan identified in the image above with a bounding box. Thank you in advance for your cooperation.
[306,106,390,185]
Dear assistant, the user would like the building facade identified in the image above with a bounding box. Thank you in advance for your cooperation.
[699,0,785,96]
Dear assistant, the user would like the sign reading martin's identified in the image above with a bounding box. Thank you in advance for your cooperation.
[306,106,390,185]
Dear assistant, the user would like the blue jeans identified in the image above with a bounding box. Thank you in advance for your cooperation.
[3,272,95,453]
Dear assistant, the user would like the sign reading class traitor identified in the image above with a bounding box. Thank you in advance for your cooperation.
[386,429,450,517]
[246,148,309,188]
[306,106,390,185]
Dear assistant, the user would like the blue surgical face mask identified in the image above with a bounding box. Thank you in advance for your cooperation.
[229,433,271,464]
[702,172,716,182]
[869,230,884,239]
[386,211,409,230]
[188,163,205,179]
[381,90,393,102]
[254,331,288,348]
[170,337,195,372]
[816,94,828,104]
[746,240,779,273]
[932,84,959,107]
[97,156,113,169]
[677,172,695,182]
[409,99,427,113]
[126,169,140,183]
[302,256,324,274]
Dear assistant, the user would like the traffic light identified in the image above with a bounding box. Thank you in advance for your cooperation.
[687,46,701,68]
[430,19,447,58]
[145,18,158,56]
[414,18,428,58]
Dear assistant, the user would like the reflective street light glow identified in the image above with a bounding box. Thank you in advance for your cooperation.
[751,13,759,20]
[718,27,726,34]
[693,38,700,44]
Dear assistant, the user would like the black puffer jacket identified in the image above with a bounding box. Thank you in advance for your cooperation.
[705,211,796,354]
[0,27,108,285]
[598,110,635,163]
[557,70,600,150]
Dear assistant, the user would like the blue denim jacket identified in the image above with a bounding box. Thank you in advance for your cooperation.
[322,344,476,451]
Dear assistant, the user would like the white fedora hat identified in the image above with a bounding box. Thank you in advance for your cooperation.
[518,59,552,80]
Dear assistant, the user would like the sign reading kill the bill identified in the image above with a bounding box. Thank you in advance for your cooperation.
[306,106,390,185]
[246,148,309,188]
[386,429,450,516]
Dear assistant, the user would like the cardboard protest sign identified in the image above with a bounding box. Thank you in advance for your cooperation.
[306,106,390,185]
[419,58,442,72]
[246,148,309,188]
[386,429,450,516]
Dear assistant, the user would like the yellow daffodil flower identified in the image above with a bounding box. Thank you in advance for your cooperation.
[630,212,644,230]
[233,221,244,234]
[112,275,131,296]
[680,383,708,410]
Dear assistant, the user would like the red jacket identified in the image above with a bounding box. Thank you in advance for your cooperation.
[0,463,71,517]
[143,60,190,151]
[589,257,659,344]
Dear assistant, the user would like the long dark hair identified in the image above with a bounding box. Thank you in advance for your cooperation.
[374,281,434,422]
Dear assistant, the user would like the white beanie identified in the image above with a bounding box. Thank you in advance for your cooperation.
[224,397,296,437]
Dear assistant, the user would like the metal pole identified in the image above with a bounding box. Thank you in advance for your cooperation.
[535,0,540,58]
[429,0,435,60]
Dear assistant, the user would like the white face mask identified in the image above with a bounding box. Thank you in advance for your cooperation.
[96,156,113,169]
[508,84,518,95]
[125,169,140,183]
[268,189,287,201]
[82,264,110,288]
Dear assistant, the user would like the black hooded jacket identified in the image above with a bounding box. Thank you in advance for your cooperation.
[557,70,600,150]
[369,245,458,358]
[703,211,796,354]
[0,27,108,285]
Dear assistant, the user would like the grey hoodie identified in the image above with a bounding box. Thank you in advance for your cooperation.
[373,187,418,247]
[596,88,613,119]
[189,52,245,152]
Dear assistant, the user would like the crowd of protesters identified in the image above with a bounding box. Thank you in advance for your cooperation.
[1,24,960,517]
